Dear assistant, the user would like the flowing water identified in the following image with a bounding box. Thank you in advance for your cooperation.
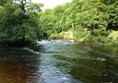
[0,40,118,83]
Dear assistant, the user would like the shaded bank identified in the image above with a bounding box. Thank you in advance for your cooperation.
[0,40,32,46]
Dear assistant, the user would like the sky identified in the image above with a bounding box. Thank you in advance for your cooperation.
[32,0,72,10]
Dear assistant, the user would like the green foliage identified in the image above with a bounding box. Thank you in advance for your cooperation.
[26,3,44,13]
[0,0,118,45]
[38,0,118,45]
[100,0,116,5]
[0,0,43,43]
[0,0,9,6]
[107,1,118,24]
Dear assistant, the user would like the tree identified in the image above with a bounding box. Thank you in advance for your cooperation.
[100,0,116,5]
[38,0,117,40]
[0,0,43,45]
[106,1,118,30]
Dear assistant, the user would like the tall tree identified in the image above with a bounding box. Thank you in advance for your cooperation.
[0,0,43,44]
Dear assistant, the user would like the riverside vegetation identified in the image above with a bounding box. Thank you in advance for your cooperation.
[0,0,118,45]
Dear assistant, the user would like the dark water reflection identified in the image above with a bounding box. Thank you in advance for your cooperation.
[0,47,42,83]
[0,40,118,83]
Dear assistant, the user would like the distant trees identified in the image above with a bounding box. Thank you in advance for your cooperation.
[0,0,118,44]
[39,0,118,37]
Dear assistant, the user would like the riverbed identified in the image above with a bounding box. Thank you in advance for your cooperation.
[0,40,118,83]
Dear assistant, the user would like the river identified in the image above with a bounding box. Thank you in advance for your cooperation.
[0,40,118,83]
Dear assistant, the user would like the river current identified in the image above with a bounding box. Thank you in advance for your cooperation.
[0,40,118,83]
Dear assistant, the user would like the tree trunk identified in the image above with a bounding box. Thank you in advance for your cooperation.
[91,24,95,35]
[20,0,27,14]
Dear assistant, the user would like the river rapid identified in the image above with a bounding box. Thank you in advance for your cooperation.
[0,40,118,83]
